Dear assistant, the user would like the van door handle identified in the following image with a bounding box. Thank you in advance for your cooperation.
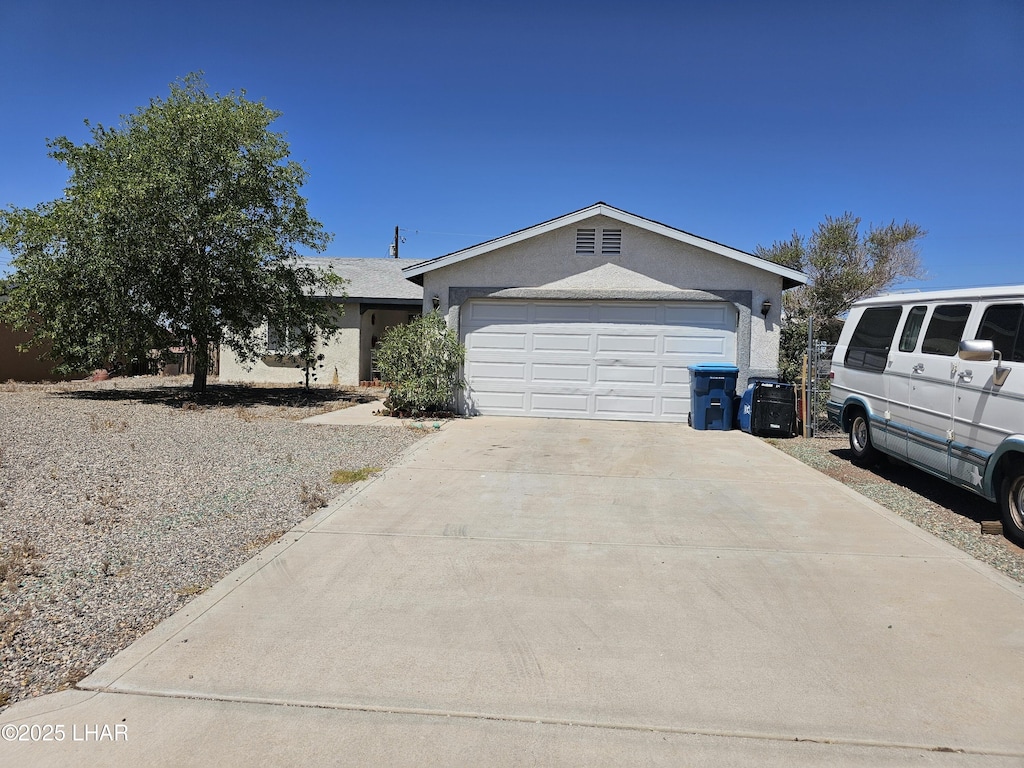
[912,363,925,374]
[959,369,973,383]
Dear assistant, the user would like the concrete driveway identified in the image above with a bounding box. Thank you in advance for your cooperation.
[3,417,1024,766]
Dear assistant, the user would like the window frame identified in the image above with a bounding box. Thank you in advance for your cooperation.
[266,323,309,355]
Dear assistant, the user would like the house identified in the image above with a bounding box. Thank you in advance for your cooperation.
[219,258,423,387]
[402,202,808,422]
[0,320,68,382]
[0,293,80,382]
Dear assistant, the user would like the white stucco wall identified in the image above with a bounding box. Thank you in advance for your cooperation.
[219,304,361,386]
[419,215,786,385]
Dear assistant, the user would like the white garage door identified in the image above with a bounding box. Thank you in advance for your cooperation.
[462,299,737,422]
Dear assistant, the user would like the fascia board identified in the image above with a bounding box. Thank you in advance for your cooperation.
[602,207,809,286]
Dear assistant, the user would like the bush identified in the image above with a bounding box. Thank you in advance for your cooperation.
[375,313,465,416]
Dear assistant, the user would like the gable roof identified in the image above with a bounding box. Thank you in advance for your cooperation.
[401,202,808,289]
[305,257,423,301]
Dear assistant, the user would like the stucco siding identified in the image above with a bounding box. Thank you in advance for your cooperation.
[419,215,785,389]
[0,324,74,382]
[219,304,360,386]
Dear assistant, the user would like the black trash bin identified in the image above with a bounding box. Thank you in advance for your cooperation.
[740,379,797,437]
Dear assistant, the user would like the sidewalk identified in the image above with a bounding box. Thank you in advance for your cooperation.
[302,400,449,431]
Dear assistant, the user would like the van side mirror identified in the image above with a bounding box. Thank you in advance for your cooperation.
[959,338,1011,386]
[959,339,994,361]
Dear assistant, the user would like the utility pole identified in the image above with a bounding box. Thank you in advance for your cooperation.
[393,226,399,258]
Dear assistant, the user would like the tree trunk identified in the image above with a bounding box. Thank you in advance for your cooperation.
[191,336,209,393]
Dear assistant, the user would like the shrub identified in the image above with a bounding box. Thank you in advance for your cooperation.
[375,312,465,416]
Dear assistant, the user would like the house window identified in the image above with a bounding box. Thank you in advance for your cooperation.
[267,323,308,354]
[601,229,622,254]
[575,228,596,254]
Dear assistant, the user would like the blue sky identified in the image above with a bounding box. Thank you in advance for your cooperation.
[2,1,1021,290]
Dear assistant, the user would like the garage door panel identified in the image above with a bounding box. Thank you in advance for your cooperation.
[462,300,736,422]
[596,304,659,324]
[531,393,591,414]
[661,396,691,415]
[664,335,729,356]
[596,365,657,384]
[532,363,590,383]
[468,332,528,351]
[533,304,592,323]
[532,333,591,352]
[595,394,657,415]
[467,302,530,323]
[661,366,691,386]
[664,304,731,327]
[468,391,527,411]
[596,334,658,354]
[466,361,527,381]
[663,335,729,356]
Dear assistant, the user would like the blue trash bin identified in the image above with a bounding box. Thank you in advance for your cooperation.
[688,363,739,430]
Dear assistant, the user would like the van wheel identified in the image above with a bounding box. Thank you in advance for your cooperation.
[999,461,1024,547]
[849,411,879,466]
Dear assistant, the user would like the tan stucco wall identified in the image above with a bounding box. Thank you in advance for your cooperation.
[219,304,361,386]
[419,215,785,383]
[0,324,77,382]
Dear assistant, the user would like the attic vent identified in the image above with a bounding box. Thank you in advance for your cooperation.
[601,229,622,255]
[575,228,596,254]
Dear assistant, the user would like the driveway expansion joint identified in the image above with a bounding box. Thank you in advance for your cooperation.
[70,686,1023,759]
[304,528,965,559]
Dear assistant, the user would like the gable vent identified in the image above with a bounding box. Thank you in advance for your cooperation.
[575,228,596,254]
[601,229,622,255]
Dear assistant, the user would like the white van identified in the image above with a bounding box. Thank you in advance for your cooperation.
[827,285,1024,545]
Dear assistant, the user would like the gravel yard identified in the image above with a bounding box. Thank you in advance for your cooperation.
[765,434,1024,584]
[0,377,425,712]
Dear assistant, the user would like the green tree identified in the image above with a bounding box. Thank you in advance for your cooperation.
[375,312,466,416]
[757,213,926,381]
[0,73,343,392]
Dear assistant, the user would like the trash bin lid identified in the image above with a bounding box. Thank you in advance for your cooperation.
[687,363,740,374]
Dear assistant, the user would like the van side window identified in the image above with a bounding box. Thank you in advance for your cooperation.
[898,306,927,352]
[978,304,1024,363]
[921,304,972,356]
[844,306,902,372]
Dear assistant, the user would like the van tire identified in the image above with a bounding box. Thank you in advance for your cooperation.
[849,411,880,466]
[999,461,1024,547]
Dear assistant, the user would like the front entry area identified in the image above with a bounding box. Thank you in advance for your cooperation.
[461,299,737,421]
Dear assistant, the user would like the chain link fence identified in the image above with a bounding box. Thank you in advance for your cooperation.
[806,340,841,436]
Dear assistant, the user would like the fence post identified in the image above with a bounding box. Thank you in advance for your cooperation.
[803,317,812,437]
